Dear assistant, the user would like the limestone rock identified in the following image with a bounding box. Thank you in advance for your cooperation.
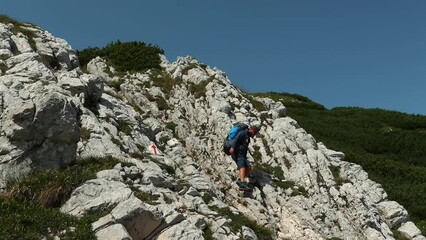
[377,201,409,229]
[0,20,424,240]
[95,224,131,240]
[60,179,132,216]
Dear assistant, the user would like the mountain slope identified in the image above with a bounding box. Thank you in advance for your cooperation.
[0,17,424,240]
[253,92,426,235]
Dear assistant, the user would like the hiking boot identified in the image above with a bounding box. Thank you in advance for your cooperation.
[239,182,252,191]
[236,179,242,186]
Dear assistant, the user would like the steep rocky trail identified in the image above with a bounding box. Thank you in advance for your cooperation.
[0,21,424,240]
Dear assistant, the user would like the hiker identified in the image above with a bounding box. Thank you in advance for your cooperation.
[229,125,260,191]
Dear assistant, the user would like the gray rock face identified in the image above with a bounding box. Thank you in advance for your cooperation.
[0,22,84,188]
[60,178,132,216]
[0,91,80,187]
[0,21,424,240]
[95,224,131,240]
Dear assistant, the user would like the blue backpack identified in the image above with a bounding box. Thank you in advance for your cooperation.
[223,123,248,155]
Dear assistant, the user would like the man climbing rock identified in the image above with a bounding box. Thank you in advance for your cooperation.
[229,125,260,191]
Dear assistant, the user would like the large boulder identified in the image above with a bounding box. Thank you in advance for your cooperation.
[0,91,80,187]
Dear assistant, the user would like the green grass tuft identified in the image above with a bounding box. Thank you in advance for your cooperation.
[0,198,97,240]
[0,156,122,239]
[210,206,274,239]
[4,156,121,208]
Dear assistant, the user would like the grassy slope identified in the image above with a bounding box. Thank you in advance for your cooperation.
[252,92,426,235]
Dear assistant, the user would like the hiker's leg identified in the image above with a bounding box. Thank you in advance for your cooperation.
[236,155,247,182]
[239,167,246,182]
[239,157,250,182]
[245,165,251,181]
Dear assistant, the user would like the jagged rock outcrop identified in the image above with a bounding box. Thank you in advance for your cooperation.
[0,21,424,240]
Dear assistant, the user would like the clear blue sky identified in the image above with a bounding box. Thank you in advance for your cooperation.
[3,1,426,115]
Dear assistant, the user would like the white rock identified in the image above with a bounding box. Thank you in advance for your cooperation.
[95,224,131,240]
[398,221,422,239]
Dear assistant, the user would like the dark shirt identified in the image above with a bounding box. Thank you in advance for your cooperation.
[229,129,250,158]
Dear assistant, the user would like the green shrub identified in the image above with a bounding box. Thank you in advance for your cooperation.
[77,41,164,73]
[76,46,101,70]
[285,100,426,234]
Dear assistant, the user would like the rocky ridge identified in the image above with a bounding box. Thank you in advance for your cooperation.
[0,21,424,240]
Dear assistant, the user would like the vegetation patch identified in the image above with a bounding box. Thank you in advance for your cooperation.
[261,138,273,156]
[165,121,179,138]
[202,192,214,204]
[316,170,326,185]
[328,165,351,187]
[0,15,37,51]
[209,206,274,239]
[202,224,214,240]
[116,119,132,135]
[157,135,171,153]
[130,187,159,205]
[149,69,183,96]
[243,93,267,112]
[275,180,295,189]
[188,80,210,99]
[145,92,170,111]
[0,198,97,240]
[111,137,124,150]
[0,156,122,239]
[105,79,123,91]
[290,186,309,197]
[181,63,199,75]
[284,158,292,169]
[251,91,326,110]
[155,96,170,111]
[77,40,164,74]
[4,156,121,207]
[285,99,426,234]
[149,157,175,175]
[254,162,284,180]
[80,127,91,140]
[252,146,262,161]
[0,62,7,75]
